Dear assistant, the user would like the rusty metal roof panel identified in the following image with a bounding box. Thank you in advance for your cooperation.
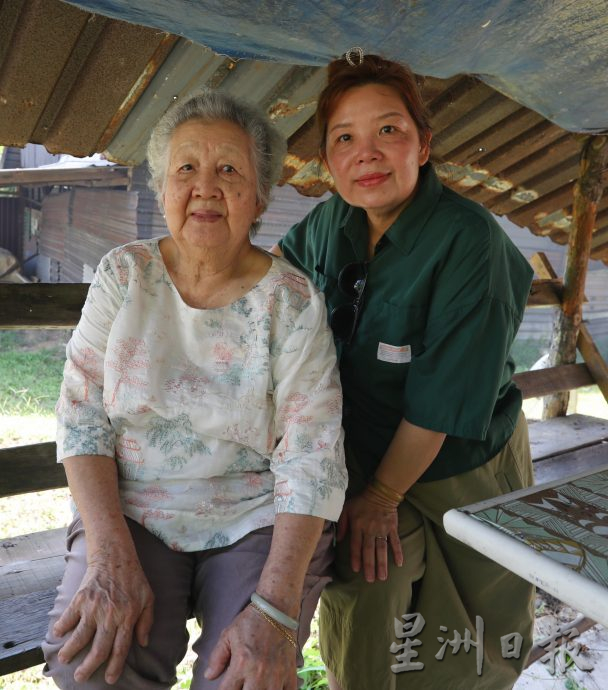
[0,0,607,265]
[63,0,608,134]
[105,41,326,164]
[0,0,176,156]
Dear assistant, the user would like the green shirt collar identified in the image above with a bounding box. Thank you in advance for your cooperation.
[340,163,443,257]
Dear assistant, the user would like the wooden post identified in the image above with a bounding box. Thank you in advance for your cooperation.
[543,135,608,418]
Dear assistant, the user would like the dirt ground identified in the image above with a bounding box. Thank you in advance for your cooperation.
[515,590,608,690]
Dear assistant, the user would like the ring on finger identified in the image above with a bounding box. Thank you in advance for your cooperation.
[375,535,388,542]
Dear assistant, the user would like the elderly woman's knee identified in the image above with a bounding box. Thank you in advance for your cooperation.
[42,643,177,690]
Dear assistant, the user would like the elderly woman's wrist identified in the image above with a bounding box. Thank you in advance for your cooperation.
[252,588,300,621]
[248,601,298,648]
[250,592,299,630]
[85,528,138,564]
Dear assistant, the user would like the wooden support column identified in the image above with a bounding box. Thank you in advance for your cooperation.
[543,135,608,418]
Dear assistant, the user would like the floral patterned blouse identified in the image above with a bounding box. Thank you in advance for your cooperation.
[56,239,347,551]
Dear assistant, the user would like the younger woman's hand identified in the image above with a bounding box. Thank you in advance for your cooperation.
[337,490,403,583]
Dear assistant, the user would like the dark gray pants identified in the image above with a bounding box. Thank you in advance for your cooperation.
[43,516,333,689]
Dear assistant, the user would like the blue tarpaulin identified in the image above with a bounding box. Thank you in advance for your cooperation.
[65,0,608,134]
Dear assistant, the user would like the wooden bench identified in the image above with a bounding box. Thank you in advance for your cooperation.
[2,408,607,677]
[0,442,67,675]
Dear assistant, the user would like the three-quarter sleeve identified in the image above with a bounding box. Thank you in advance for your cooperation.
[56,256,123,460]
[270,285,347,521]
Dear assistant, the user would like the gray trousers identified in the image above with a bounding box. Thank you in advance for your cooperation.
[43,515,334,689]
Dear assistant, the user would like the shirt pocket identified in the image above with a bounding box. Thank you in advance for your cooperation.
[358,301,426,359]
[350,301,427,393]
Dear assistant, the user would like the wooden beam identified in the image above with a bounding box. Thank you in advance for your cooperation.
[0,442,66,496]
[525,615,597,667]
[528,256,588,306]
[527,278,563,307]
[0,283,88,328]
[0,166,131,188]
[513,363,594,399]
[542,136,608,417]
[530,252,558,280]
[577,324,608,403]
[530,251,608,405]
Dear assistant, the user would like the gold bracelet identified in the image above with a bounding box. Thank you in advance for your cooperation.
[249,602,298,648]
[370,477,405,504]
[365,484,400,510]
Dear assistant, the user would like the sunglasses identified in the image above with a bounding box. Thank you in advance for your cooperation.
[330,262,368,344]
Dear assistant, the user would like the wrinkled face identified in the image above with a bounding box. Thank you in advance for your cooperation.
[162,119,263,252]
[324,83,431,229]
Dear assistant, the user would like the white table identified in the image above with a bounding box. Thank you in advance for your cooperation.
[444,462,608,627]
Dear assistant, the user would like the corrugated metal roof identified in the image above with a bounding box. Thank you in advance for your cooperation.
[0,0,176,155]
[62,0,608,135]
[0,0,607,264]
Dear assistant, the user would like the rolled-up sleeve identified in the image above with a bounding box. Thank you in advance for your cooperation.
[402,217,530,441]
[56,256,123,461]
[403,296,520,440]
[270,288,347,521]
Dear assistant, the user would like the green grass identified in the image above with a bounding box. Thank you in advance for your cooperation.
[299,638,329,689]
[0,331,67,415]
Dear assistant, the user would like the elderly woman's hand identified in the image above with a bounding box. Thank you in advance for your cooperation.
[205,603,298,690]
[337,491,403,583]
[54,549,154,685]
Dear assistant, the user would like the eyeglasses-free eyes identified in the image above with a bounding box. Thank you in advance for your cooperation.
[329,261,368,344]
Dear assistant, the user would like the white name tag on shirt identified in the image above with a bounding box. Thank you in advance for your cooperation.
[377,343,412,364]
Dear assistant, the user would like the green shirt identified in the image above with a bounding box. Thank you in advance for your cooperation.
[279,164,533,482]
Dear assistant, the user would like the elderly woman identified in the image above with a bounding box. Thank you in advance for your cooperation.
[274,52,535,689]
[42,89,347,690]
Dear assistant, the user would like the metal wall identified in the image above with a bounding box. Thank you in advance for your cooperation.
[0,196,23,262]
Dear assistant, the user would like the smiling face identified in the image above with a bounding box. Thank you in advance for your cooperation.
[324,83,431,234]
[162,119,263,254]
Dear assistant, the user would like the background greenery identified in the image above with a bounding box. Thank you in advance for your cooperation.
[0,331,67,416]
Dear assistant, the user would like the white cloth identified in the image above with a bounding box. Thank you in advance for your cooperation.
[56,239,347,551]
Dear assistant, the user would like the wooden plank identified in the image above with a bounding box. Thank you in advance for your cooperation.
[527,278,563,307]
[532,441,608,484]
[530,251,558,280]
[0,528,66,599]
[527,413,608,462]
[0,442,67,497]
[513,363,594,399]
[531,252,608,403]
[543,136,608,417]
[0,588,56,675]
[578,322,608,403]
[0,529,67,675]
[0,165,130,187]
[0,283,87,328]
[529,251,590,303]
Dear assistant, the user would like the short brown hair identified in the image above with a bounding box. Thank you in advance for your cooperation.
[316,54,431,158]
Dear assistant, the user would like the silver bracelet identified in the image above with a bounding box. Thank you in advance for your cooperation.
[250,592,298,630]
